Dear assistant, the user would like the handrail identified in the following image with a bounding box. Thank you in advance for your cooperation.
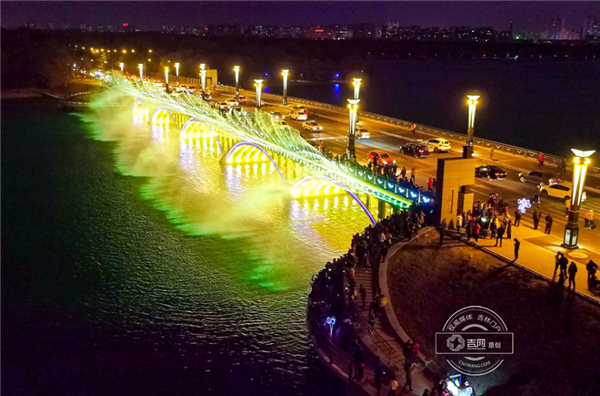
[351,304,396,364]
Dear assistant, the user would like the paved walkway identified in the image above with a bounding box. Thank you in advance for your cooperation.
[349,232,436,396]
[450,224,600,303]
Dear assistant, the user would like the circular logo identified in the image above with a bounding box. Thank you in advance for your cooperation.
[435,306,513,376]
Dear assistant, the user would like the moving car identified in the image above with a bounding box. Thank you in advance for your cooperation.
[225,98,239,107]
[518,170,560,187]
[368,150,396,167]
[475,165,507,180]
[356,127,370,139]
[399,142,430,158]
[290,109,308,121]
[539,182,586,202]
[214,102,229,110]
[271,111,283,119]
[237,95,246,103]
[426,138,451,153]
[294,105,308,114]
[303,120,323,131]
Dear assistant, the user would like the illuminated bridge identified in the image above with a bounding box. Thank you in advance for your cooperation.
[111,75,434,224]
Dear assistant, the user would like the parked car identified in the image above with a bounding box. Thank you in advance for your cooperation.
[399,143,430,158]
[271,111,282,119]
[368,150,396,167]
[302,120,323,131]
[426,137,451,153]
[356,127,370,139]
[539,182,587,201]
[475,165,507,181]
[518,170,560,187]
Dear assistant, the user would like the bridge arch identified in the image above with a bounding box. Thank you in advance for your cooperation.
[291,175,376,225]
[224,142,286,182]
[180,118,224,154]
[151,107,178,125]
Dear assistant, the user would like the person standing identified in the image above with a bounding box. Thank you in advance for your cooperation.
[490,216,498,239]
[514,209,522,227]
[568,261,578,289]
[410,123,416,135]
[359,284,367,309]
[565,198,570,217]
[456,212,463,232]
[554,252,562,277]
[506,219,512,240]
[402,362,415,392]
[513,238,520,261]
[474,222,481,242]
[388,378,399,396]
[586,260,598,281]
[490,147,495,160]
[410,168,416,183]
[559,253,569,279]
[439,220,447,246]
[400,166,407,180]
[352,346,364,381]
[532,206,542,230]
[428,178,434,192]
[538,152,545,167]
[495,223,505,247]
[545,213,553,234]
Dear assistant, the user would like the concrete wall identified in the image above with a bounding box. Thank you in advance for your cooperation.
[435,157,477,225]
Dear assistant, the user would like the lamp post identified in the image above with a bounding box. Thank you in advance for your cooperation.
[164,66,169,91]
[138,63,143,81]
[347,98,360,159]
[352,77,362,126]
[119,62,124,72]
[254,79,263,108]
[234,66,240,99]
[174,62,180,77]
[463,94,480,158]
[282,69,289,106]
[563,149,595,249]
[199,63,206,98]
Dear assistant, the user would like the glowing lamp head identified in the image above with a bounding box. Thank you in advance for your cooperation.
[347,98,360,109]
[234,65,240,72]
[467,95,480,105]
[200,63,206,70]
[571,149,595,159]
[254,79,263,87]
[282,69,289,77]
[353,77,362,86]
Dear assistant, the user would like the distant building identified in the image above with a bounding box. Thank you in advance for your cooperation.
[549,17,565,40]
[584,15,600,38]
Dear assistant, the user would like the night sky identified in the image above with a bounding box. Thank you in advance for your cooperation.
[2,1,599,33]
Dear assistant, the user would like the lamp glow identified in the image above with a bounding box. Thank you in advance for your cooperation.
[463,94,480,158]
[352,77,362,99]
[138,63,143,80]
[164,66,169,85]
[282,69,289,106]
[254,79,263,108]
[347,98,360,159]
[174,62,180,77]
[199,64,207,98]
[119,62,124,72]
[234,65,240,99]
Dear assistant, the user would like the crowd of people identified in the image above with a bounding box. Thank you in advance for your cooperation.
[310,141,436,201]
[309,205,456,396]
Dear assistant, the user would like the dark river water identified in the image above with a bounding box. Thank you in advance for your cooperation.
[264,59,600,157]
[2,98,373,395]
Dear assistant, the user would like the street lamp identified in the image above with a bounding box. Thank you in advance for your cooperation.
[234,65,240,99]
[254,79,263,108]
[282,69,289,106]
[138,63,143,80]
[199,64,207,98]
[164,66,169,86]
[463,94,480,158]
[563,149,595,249]
[174,62,180,77]
[352,77,362,99]
[119,62,124,72]
[347,98,360,159]
[352,77,362,127]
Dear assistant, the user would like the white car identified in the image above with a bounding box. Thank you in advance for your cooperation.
[271,111,283,119]
[225,98,239,107]
[426,137,451,153]
[540,182,587,202]
[303,120,323,132]
[356,127,370,139]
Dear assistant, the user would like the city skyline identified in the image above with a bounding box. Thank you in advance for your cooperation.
[3,1,600,34]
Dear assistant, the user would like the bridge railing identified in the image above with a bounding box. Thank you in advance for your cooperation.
[215,84,600,178]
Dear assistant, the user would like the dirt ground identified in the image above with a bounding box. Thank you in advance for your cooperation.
[387,231,600,396]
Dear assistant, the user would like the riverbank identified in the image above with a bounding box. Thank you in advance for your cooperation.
[1,88,42,100]
[386,231,600,395]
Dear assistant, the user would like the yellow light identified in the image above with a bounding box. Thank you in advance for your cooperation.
[122,49,127,53]
[131,49,135,52]
[200,63,206,70]
[149,49,153,52]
